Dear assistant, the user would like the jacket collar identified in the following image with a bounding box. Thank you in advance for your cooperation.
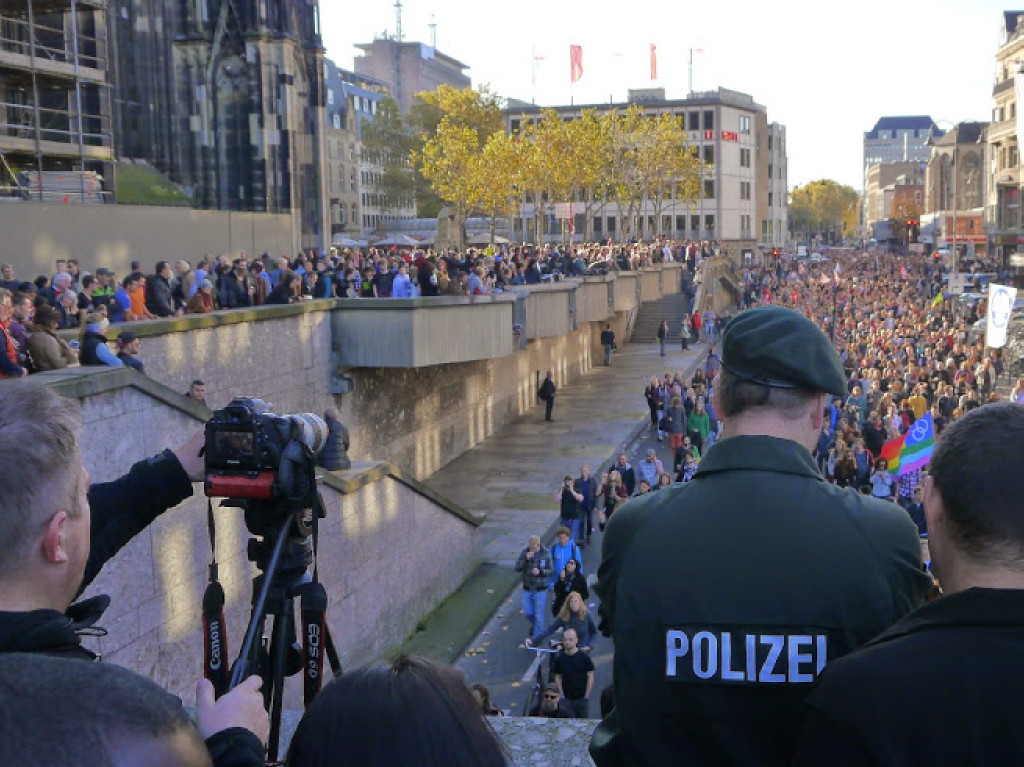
[865,588,1024,648]
[0,595,108,659]
[694,435,821,480]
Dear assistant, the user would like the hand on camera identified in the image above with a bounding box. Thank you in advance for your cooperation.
[196,675,269,745]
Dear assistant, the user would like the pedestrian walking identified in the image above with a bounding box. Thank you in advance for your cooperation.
[538,370,557,421]
[679,316,691,350]
[555,477,585,544]
[644,377,663,439]
[657,320,669,357]
[550,628,595,719]
[600,324,616,366]
[514,535,552,643]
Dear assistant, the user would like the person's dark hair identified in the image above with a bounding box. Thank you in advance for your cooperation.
[33,305,61,329]
[154,260,169,274]
[716,368,818,419]
[33,275,48,290]
[81,274,95,290]
[0,653,205,767]
[287,655,507,767]
[123,272,142,287]
[930,402,1024,565]
[191,379,205,387]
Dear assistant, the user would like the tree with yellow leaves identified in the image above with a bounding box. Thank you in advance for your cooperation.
[789,180,860,244]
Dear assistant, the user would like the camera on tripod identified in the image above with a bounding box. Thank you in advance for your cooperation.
[200,397,340,760]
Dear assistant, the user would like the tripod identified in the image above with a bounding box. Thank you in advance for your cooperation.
[228,501,342,761]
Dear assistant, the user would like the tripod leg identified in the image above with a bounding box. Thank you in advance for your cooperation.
[265,603,292,762]
[323,623,343,678]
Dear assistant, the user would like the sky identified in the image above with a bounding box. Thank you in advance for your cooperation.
[320,0,1007,191]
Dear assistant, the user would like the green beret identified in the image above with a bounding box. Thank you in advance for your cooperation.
[721,306,847,397]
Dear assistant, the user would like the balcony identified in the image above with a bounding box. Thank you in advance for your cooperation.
[993,77,1015,97]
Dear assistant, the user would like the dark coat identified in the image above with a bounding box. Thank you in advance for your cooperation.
[794,589,1024,767]
[0,450,263,767]
[146,274,176,316]
[552,569,590,616]
[79,330,112,366]
[539,377,556,401]
[317,417,351,471]
[592,435,932,767]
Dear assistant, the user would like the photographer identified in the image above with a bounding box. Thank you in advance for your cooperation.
[0,381,268,767]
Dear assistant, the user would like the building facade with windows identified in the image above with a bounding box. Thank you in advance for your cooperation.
[988,11,1024,266]
[765,123,788,248]
[354,38,469,115]
[924,122,988,255]
[505,87,787,257]
[0,0,113,200]
[323,61,416,239]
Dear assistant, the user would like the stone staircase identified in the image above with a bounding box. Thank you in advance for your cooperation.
[631,291,693,343]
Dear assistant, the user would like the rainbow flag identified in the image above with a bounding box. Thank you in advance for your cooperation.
[898,413,935,476]
[879,434,905,477]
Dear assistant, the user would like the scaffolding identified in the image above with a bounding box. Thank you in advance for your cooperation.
[0,0,112,202]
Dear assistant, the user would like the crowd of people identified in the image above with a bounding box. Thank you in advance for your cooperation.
[4,236,1024,766]
[0,238,716,378]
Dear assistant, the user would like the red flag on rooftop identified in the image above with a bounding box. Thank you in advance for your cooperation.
[570,45,583,83]
[650,44,658,80]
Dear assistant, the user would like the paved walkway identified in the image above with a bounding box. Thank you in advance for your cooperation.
[401,337,708,661]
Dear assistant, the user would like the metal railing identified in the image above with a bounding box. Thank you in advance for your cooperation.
[0,100,111,147]
[0,13,107,71]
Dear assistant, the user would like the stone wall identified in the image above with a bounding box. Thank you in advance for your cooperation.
[0,203,294,279]
[101,295,638,483]
[73,380,480,706]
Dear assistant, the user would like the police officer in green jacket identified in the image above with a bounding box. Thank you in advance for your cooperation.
[590,305,933,767]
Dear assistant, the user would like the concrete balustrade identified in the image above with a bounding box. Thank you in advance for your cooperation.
[660,262,684,295]
[331,294,516,368]
[514,281,575,338]
[572,275,616,325]
[613,271,640,312]
[639,268,662,301]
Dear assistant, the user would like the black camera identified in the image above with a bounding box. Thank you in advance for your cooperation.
[204,397,327,508]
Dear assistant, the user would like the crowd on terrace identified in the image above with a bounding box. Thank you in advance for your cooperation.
[0,239,716,375]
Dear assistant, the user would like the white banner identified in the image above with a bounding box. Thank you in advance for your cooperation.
[986,282,1018,349]
[947,273,965,296]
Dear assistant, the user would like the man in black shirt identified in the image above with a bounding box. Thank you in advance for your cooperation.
[601,324,616,366]
[551,628,595,718]
[116,332,144,373]
[795,403,1024,766]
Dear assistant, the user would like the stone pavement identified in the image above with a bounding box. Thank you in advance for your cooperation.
[401,336,709,661]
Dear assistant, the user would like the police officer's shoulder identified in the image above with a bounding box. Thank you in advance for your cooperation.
[820,482,921,545]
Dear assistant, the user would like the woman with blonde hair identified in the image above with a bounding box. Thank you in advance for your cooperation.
[528,590,597,651]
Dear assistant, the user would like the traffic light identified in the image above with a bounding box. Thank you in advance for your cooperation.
[932,251,941,261]
[772,248,779,259]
